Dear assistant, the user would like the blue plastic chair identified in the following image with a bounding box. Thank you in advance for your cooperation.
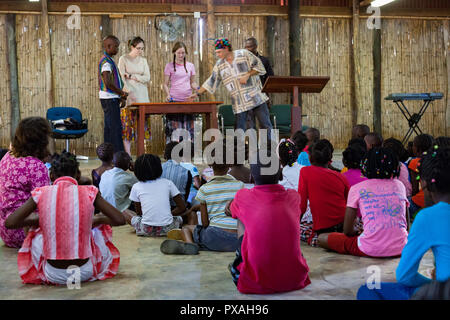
[46,107,88,152]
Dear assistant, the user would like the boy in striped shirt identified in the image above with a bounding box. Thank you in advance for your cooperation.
[161,148,244,255]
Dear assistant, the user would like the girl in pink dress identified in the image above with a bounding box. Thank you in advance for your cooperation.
[6,152,125,285]
[163,42,199,143]
[0,117,52,248]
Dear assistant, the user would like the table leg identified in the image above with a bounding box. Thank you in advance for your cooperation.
[210,106,218,130]
[137,107,145,156]
[291,86,301,135]
[205,111,211,130]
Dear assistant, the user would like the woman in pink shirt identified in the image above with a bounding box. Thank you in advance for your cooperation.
[317,147,409,258]
[163,42,199,143]
[6,152,125,285]
[0,117,51,248]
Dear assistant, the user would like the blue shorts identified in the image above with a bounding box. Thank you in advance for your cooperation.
[193,225,239,252]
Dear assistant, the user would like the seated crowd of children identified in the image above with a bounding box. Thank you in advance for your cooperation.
[0,116,449,299]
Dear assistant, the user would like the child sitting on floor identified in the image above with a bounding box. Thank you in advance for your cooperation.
[291,130,310,167]
[299,139,350,247]
[408,134,435,218]
[100,151,138,212]
[340,138,367,174]
[5,151,125,285]
[227,155,310,294]
[277,138,302,190]
[341,143,367,222]
[179,142,202,207]
[228,138,252,186]
[382,137,412,197]
[364,132,383,151]
[161,141,192,206]
[317,147,409,258]
[160,143,244,254]
[123,154,189,237]
[341,143,367,187]
[352,124,370,140]
[92,142,114,188]
[357,145,450,300]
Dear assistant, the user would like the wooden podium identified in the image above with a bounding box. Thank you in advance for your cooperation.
[262,76,330,134]
[129,101,223,156]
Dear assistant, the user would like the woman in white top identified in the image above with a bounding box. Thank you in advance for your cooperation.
[118,37,150,155]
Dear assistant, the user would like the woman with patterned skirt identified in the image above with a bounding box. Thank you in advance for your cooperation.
[118,36,151,155]
[163,42,199,143]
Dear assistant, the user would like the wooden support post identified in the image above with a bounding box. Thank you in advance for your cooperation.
[350,0,360,128]
[289,0,302,128]
[266,15,276,106]
[101,14,111,39]
[288,0,301,78]
[373,28,382,134]
[444,20,450,136]
[206,0,215,76]
[5,14,20,140]
[41,0,54,110]
[266,16,276,70]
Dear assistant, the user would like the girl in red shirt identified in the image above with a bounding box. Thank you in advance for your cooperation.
[299,139,350,247]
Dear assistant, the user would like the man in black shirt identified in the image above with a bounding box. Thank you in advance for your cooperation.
[244,37,274,87]
[244,37,274,130]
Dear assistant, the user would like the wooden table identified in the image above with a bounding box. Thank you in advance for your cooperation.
[129,101,223,156]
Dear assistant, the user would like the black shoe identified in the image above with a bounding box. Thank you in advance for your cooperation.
[160,239,199,255]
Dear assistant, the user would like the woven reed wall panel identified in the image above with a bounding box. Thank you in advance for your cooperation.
[49,15,103,155]
[0,15,11,149]
[300,18,352,149]
[15,14,48,133]
[380,19,448,141]
[355,19,374,131]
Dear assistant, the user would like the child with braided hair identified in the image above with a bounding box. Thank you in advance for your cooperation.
[318,147,409,257]
[357,145,450,300]
[277,138,303,191]
[408,134,435,217]
[5,151,125,285]
[382,137,412,197]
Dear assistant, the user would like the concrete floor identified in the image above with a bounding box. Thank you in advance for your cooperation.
[0,155,434,300]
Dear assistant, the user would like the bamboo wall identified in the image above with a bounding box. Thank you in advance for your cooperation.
[380,19,448,140]
[0,15,11,149]
[0,13,448,155]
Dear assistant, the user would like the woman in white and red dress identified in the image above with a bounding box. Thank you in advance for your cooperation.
[5,152,125,285]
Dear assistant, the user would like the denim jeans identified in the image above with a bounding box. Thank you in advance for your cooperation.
[235,102,272,131]
[193,225,239,252]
